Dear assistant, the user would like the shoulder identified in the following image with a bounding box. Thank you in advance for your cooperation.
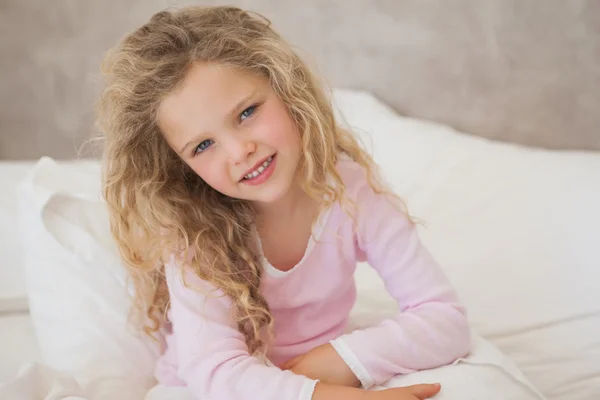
[336,158,370,193]
[335,158,382,203]
[163,253,229,304]
[335,158,408,221]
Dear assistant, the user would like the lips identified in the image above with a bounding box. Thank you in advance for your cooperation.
[240,154,276,181]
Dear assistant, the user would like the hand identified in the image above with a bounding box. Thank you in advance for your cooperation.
[365,384,441,400]
[281,343,361,387]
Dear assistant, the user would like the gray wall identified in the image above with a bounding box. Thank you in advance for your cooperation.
[1,0,599,160]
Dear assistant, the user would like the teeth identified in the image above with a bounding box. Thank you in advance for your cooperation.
[244,156,273,180]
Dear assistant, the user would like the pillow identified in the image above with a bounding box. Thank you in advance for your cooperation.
[17,157,159,398]
[0,160,109,313]
[0,162,36,313]
[333,89,600,400]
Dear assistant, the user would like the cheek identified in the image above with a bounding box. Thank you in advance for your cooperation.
[188,157,232,191]
[258,108,300,150]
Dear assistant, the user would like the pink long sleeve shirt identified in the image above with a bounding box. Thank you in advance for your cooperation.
[154,159,471,400]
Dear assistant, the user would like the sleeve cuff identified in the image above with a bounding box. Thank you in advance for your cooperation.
[298,379,319,400]
[330,337,375,389]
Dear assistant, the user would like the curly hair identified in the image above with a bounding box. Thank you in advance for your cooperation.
[96,5,393,355]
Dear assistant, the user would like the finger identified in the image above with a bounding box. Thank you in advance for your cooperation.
[408,383,441,399]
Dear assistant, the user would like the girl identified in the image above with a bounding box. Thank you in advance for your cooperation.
[98,6,471,400]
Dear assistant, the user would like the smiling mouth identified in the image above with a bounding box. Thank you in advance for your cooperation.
[241,155,275,181]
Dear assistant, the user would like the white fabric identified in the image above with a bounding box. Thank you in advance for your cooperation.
[375,336,546,400]
[0,314,41,383]
[0,363,142,400]
[0,162,35,312]
[333,89,600,400]
[13,89,599,399]
[16,157,159,398]
[0,160,110,313]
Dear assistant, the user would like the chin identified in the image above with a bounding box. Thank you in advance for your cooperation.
[249,180,294,205]
[251,190,288,205]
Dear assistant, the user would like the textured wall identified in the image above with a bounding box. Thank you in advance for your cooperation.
[1,0,599,159]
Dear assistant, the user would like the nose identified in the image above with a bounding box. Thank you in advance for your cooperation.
[225,135,256,165]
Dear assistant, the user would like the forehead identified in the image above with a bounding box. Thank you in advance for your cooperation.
[158,63,268,136]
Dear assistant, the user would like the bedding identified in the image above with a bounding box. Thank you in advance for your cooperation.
[0,161,103,314]
[0,162,35,313]
[0,313,41,383]
[9,89,600,399]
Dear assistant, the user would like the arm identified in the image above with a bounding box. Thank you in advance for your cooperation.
[165,262,432,400]
[331,179,472,388]
[164,263,318,400]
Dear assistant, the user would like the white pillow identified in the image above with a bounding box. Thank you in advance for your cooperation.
[0,162,36,312]
[0,160,113,313]
[333,89,600,400]
[17,157,159,398]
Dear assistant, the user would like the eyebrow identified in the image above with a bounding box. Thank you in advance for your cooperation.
[177,90,259,155]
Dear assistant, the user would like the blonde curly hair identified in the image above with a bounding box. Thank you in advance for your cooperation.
[97,5,390,355]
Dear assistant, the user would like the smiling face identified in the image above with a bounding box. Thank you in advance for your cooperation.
[158,63,302,205]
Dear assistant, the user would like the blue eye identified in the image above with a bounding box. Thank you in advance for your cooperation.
[193,139,214,155]
[240,105,257,122]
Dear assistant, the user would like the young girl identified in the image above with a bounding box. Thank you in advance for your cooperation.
[98,6,471,400]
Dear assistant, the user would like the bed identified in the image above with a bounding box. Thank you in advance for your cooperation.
[1,1,599,399]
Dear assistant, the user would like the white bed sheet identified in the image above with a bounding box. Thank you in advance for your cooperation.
[0,313,41,383]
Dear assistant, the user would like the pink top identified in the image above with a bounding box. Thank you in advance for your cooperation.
[154,160,471,400]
